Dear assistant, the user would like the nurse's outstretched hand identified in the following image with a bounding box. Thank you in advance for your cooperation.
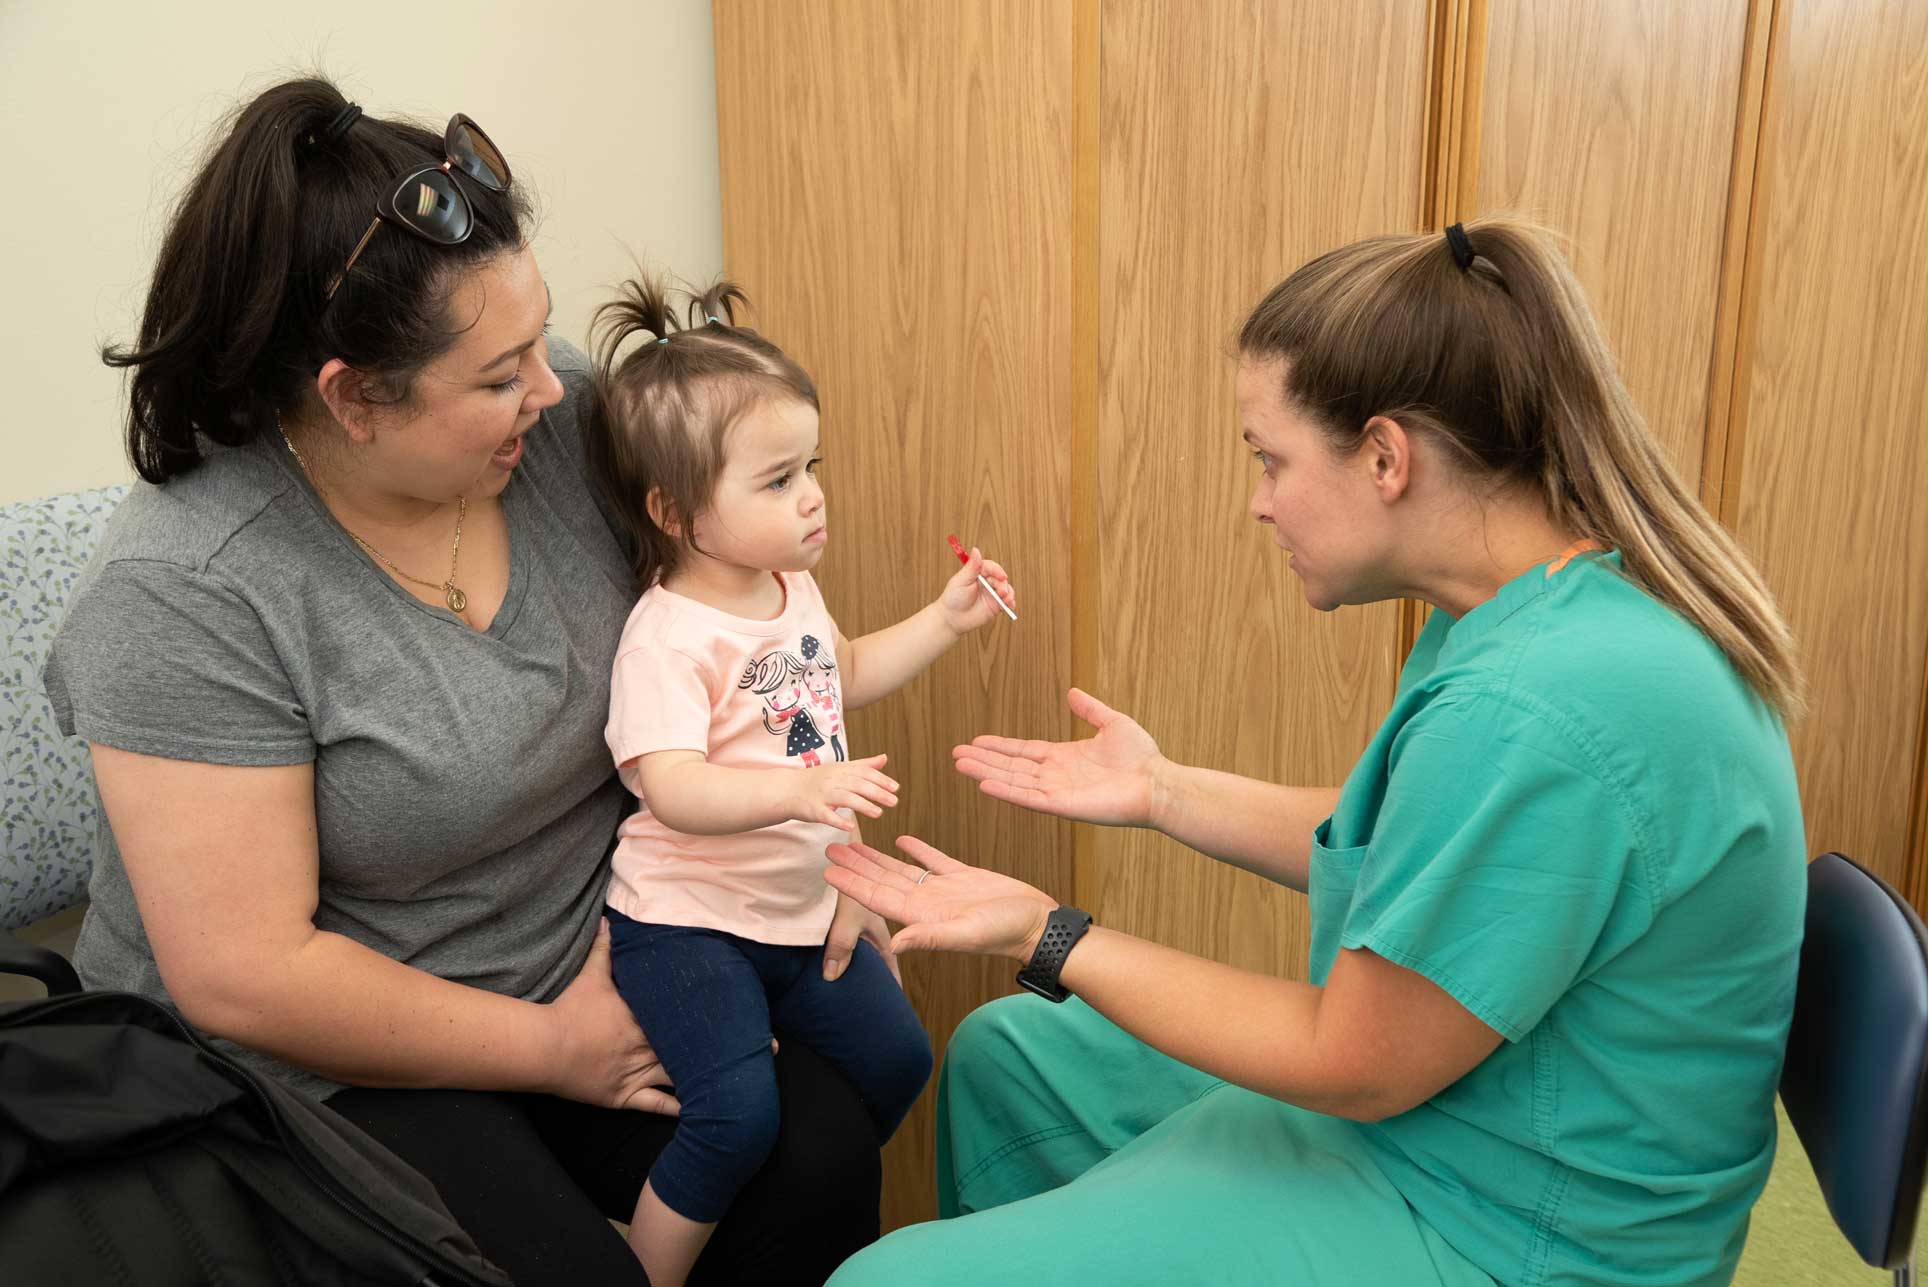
[953,687,1165,828]
[824,836,1061,962]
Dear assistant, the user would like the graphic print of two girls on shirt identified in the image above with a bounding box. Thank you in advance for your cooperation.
[738,634,844,765]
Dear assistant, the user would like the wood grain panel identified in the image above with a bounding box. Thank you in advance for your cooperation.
[715,0,1076,1230]
[1474,0,1752,481]
[1092,0,1431,976]
[1424,0,1488,230]
[1912,648,1928,909]
[1701,0,1779,524]
[1071,0,1104,906]
[1732,0,1928,890]
[1404,0,1490,658]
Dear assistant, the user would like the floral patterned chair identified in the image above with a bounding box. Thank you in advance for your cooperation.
[1,484,126,991]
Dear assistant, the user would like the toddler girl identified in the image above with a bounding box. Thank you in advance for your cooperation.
[584,277,1017,1285]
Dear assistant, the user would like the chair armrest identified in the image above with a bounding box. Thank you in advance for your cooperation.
[0,928,81,995]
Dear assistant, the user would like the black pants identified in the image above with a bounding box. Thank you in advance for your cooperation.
[330,1044,882,1286]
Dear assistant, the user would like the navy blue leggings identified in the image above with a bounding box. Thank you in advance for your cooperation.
[607,910,933,1223]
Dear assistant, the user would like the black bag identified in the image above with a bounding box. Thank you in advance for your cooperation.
[0,990,514,1286]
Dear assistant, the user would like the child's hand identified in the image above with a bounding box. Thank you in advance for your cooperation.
[787,753,900,830]
[938,546,1017,635]
[823,891,902,984]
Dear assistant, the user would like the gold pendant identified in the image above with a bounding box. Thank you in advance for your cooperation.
[446,585,468,614]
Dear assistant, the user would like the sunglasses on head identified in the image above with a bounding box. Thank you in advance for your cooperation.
[323,113,512,302]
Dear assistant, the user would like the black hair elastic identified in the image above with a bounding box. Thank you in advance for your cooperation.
[322,103,362,143]
[1444,222,1476,272]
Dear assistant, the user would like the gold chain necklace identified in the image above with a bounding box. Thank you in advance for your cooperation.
[276,419,471,614]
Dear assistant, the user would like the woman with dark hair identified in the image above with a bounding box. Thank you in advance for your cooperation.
[823,218,1806,1287]
[45,77,880,1286]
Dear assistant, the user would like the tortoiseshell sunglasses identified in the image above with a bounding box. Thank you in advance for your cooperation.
[324,113,512,302]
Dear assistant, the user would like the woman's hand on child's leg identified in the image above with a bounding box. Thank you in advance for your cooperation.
[543,918,682,1114]
[823,891,902,984]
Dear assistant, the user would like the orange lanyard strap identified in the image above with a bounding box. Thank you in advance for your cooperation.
[1545,538,1606,577]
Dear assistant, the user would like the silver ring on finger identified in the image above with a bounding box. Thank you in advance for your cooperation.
[915,870,931,885]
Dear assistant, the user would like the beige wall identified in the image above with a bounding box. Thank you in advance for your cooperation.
[0,0,724,504]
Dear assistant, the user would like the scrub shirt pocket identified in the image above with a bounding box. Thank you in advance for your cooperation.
[1307,818,1369,983]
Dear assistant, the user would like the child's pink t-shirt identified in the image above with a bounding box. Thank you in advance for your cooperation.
[604,571,848,944]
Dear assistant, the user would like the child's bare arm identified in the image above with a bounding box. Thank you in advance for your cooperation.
[840,547,1017,710]
[838,608,957,710]
[632,750,899,834]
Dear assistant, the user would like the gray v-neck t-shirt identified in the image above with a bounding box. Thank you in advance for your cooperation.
[42,337,639,1099]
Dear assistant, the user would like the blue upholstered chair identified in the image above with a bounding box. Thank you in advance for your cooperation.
[0,484,126,993]
[1781,851,1928,1285]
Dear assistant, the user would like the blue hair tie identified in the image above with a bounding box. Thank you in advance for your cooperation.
[658,336,670,345]
[706,315,722,325]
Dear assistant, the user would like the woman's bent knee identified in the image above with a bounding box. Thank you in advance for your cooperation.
[945,994,1053,1078]
[824,1221,949,1286]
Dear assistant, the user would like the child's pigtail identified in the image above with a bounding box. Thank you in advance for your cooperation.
[593,273,682,368]
[587,272,687,592]
[689,279,750,331]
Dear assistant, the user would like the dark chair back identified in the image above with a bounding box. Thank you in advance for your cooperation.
[1780,851,1928,1272]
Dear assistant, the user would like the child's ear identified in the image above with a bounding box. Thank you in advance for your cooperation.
[645,486,682,539]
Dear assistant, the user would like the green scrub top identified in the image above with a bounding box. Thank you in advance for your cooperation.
[1310,548,1805,1286]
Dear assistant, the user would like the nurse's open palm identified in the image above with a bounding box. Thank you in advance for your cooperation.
[824,836,1060,962]
[953,687,1164,828]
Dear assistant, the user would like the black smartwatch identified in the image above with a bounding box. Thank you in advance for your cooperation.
[1016,906,1093,1003]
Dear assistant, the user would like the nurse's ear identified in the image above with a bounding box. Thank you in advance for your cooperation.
[1360,415,1415,505]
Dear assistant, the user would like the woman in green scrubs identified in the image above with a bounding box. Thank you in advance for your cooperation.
[824,218,1807,1287]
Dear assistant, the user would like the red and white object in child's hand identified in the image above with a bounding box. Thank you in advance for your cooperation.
[948,534,1018,622]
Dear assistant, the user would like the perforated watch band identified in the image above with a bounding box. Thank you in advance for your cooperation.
[1015,906,1093,1003]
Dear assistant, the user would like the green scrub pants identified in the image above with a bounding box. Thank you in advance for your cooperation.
[827,995,1495,1286]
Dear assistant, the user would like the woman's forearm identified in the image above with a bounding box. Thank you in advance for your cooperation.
[182,928,559,1091]
[1051,928,1360,1113]
[1147,763,1340,891]
[823,835,1500,1121]
[1048,927,1496,1122]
